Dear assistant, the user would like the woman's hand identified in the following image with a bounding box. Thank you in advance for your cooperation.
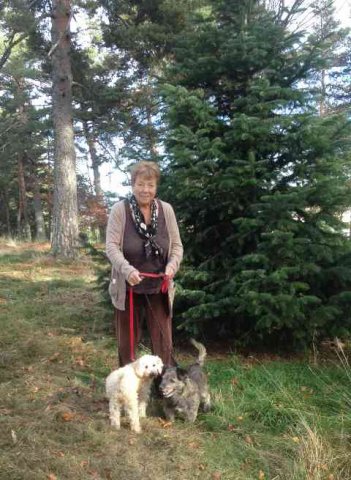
[128,270,143,286]
[165,264,175,279]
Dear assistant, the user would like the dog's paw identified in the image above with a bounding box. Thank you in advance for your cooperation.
[164,413,175,422]
[186,412,198,423]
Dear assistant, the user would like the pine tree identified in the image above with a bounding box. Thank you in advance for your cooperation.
[160,0,351,347]
[0,39,49,239]
[94,0,206,166]
[50,0,79,258]
[0,1,52,239]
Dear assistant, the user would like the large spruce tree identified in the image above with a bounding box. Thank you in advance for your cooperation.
[160,0,351,347]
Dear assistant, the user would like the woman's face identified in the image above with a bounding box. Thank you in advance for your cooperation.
[132,174,157,207]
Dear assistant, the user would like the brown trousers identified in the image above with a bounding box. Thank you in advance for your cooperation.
[114,291,175,367]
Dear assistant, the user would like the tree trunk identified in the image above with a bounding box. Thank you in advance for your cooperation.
[32,174,47,241]
[83,120,103,197]
[50,0,79,258]
[15,78,31,241]
[145,87,158,162]
[17,156,32,241]
[2,189,12,237]
[83,120,106,240]
[319,68,326,117]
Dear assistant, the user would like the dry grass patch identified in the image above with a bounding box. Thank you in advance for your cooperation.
[0,244,211,480]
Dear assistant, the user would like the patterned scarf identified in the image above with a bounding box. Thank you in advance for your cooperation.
[129,195,164,259]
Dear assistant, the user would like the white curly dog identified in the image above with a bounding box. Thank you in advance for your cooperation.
[106,355,163,433]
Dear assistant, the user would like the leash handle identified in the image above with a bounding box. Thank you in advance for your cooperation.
[139,272,170,293]
[128,272,170,362]
[129,286,135,361]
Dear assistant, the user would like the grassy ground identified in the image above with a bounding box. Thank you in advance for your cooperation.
[1,240,350,480]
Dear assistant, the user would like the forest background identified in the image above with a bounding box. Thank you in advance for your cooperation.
[1,0,351,349]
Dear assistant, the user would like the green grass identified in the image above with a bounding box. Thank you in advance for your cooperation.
[201,359,351,479]
[1,241,351,479]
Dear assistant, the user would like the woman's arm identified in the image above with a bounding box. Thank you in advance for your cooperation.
[106,202,137,281]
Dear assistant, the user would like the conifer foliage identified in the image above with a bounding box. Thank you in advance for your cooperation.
[160,0,351,347]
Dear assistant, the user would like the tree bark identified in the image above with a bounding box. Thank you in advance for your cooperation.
[17,156,32,241]
[82,120,107,240]
[83,120,103,197]
[50,0,79,258]
[15,78,31,241]
[32,174,47,241]
[2,189,12,237]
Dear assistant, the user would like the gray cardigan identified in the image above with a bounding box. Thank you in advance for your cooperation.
[106,199,183,311]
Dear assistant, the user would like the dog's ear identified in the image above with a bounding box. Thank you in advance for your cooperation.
[176,367,188,381]
[133,357,144,377]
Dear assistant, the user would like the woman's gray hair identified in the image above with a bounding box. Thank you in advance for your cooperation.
[130,161,161,185]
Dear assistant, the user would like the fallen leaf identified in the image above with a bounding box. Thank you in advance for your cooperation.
[198,464,206,471]
[61,411,76,422]
[47,474,57,480]
[49,352,60,362]
[227,424,238,431]
[212,471,222,480]
[188,441,200,449]
[53,451,65,458]
[244,434,254,445]
[75,357,85,366]
[162,421,172,428]
[80,460,89,468]
[258,470,265,479]
[158,417,173,428]
[104,468,112,480]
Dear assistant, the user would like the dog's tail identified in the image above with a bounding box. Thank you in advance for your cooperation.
[190,338,207,366]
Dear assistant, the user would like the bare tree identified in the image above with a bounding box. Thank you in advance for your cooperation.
[50,0,79,258]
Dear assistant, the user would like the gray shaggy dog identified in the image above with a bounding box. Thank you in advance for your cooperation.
[159,339,211,422]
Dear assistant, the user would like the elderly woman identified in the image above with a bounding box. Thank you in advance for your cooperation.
[106,161,183,366]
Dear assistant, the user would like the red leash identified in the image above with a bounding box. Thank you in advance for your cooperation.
[128,272,169,361]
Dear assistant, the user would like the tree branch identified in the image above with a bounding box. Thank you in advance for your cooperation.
[0,32,29,70]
